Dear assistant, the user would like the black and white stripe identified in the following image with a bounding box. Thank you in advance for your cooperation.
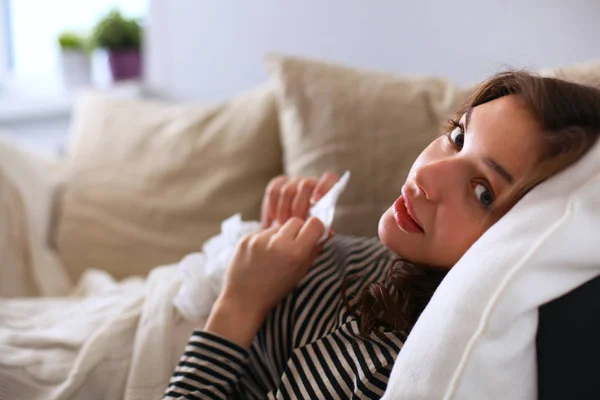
[164,236,404,399]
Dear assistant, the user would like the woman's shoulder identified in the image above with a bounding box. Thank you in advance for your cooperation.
[323,234,397,271]
[298,234,397,293]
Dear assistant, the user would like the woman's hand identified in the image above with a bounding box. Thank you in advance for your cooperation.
[205,217,325,347]
[205,217,327,348]
[261,172,339,229]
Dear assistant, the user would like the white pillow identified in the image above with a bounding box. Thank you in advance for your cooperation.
[383,137,600,399]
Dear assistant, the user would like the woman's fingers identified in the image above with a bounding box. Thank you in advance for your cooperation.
[262,171,339,229]
[296,217,325,250]
[311,172,339,204]
[262,176,288,228]
[291,178,317,220]
[276,178,301,225]
[324,228,335,244]
[258,224,280,238]
[276,217,305,239]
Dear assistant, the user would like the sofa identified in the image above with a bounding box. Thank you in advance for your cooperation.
[2,54,600,399]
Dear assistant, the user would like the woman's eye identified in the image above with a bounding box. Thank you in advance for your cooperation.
[474,183,494,207]
[449,126,465,149]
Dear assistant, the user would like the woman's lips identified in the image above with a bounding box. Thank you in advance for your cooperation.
[393,195,424,234]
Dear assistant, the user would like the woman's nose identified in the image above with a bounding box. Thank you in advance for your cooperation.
[412,158,460,201]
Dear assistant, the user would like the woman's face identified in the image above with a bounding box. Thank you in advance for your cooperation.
[379,95,544,268]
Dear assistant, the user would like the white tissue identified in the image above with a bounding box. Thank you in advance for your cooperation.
[173,214,261,323]
[173,171,351,322]
[309,171,351,243]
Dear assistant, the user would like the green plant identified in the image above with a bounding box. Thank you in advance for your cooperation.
[58,31,89,51]
[93,9,142,50]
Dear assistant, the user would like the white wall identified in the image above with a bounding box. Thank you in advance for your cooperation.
[146,0,600,102]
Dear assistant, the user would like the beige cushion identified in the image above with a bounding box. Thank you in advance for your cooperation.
[266,54,472,237]
[53,85,282,281]
[539,59,600,85]
[0,161,36,297]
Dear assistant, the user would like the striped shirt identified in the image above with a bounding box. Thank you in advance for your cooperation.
[164,235,404,399]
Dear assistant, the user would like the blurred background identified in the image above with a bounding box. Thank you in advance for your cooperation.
[0,0,598,156]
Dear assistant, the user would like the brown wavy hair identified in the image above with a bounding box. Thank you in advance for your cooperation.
[344,70,600,336]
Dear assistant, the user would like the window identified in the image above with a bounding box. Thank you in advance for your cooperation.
[0,0,12,89]
[8,0,146,85]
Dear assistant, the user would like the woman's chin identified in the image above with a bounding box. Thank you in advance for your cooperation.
[378,208,407,257]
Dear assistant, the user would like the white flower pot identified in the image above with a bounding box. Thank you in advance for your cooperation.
[60,49,92,89]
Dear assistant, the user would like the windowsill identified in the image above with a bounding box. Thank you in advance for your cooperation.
[0,77,143,124]
[0,89,73,123]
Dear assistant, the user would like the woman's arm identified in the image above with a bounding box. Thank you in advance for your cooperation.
[165,173,337,399]
[165,218,327,399]
[202,296,265,348]
[163,331,249,399]
[204,171,339,347]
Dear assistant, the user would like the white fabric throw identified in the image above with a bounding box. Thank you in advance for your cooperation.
[0,265,199,400]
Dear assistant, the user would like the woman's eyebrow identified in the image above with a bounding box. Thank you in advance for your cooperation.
[484,157,514,184]
[464,107,473,130]
[464,106,514,184]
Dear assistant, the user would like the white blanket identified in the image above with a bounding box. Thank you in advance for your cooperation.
[0,265,202,400]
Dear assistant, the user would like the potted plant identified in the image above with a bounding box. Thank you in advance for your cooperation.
[58,31,92,88]
[93,9,142,81]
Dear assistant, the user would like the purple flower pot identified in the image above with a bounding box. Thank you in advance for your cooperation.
[108,49,142,81]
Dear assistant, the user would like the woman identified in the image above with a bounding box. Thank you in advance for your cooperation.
[164,71,600,399]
